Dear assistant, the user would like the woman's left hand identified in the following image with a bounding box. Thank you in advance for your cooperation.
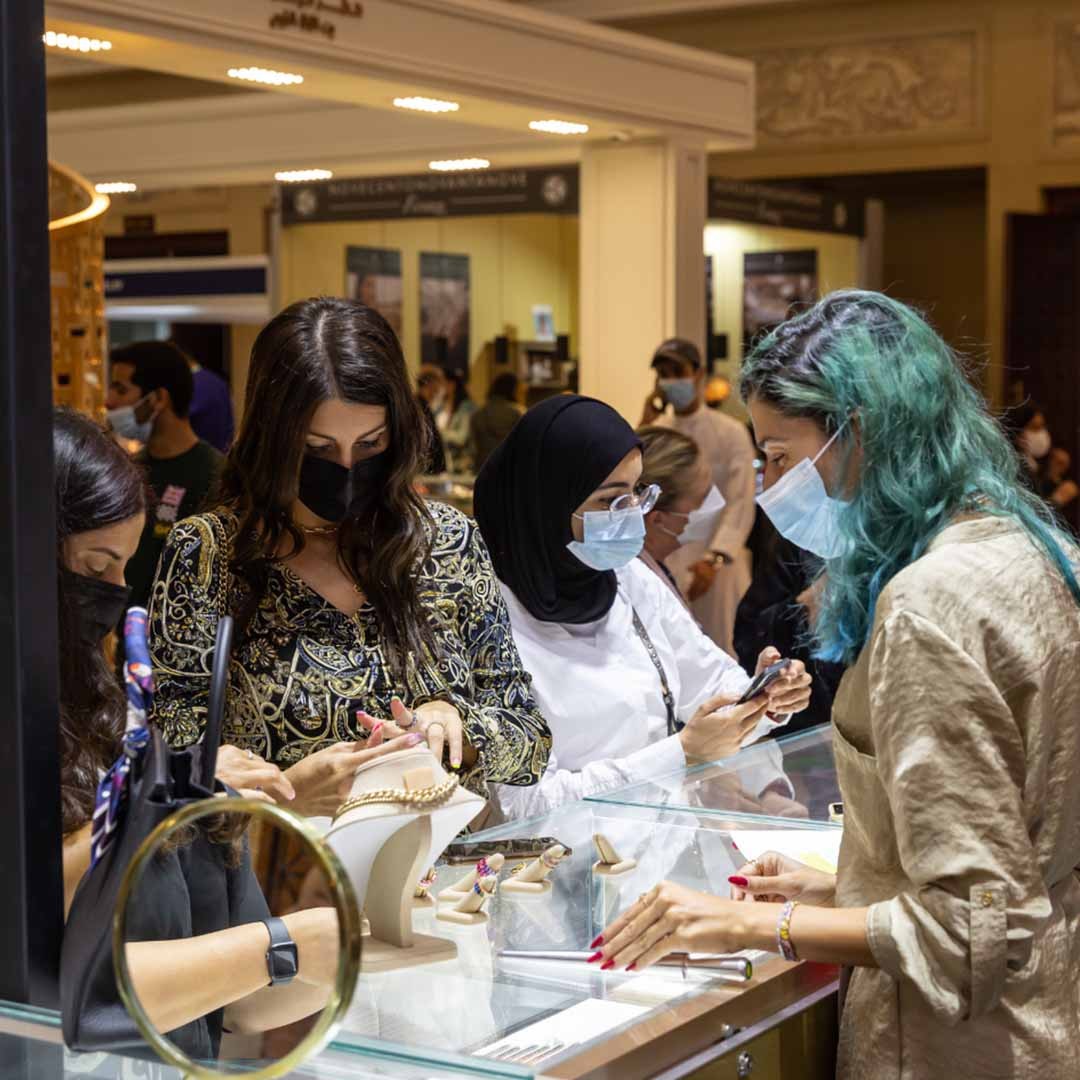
[755,647,812,716]
[594,881,754,972]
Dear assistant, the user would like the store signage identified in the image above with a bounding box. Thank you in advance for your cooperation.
[104,265,267,299]
[268,0,363,40]
[282,165,579,224]
[709,178,865,236]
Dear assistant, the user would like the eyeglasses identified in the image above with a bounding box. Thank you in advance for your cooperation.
[576,482,661,519]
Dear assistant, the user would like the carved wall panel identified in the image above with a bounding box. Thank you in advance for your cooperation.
[749,31,979,145]
[1053,22,1080,146]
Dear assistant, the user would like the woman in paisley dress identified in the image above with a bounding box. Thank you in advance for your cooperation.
[148,297,550,817]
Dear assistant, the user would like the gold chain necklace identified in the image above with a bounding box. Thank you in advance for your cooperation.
[332,776,459,821]
[295,521,338,537]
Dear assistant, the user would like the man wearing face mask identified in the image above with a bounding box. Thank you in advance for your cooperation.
[106,341,224,610]
[640,339,756,655]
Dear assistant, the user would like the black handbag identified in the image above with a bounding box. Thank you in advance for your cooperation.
[61,615,235,1055]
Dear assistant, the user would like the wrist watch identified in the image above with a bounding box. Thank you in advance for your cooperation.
[263,917,299,986]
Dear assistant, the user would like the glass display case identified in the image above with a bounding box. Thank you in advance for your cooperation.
[327,798,840,1077]
[587,723,843,831]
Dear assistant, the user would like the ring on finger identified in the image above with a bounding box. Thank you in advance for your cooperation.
[246,749,254,760]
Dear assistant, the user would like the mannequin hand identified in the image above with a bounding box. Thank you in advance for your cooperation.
[679,694,769,762]
[729,851,836,906]
[282,907,341,986]
[594,881,756,971]
[687,558,717,601]
[284,730,422,817]
[754,648,812,715]
[216,745,296,804]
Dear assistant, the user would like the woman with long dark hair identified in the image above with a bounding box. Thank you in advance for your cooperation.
[593,292,1080,1078]
[149,297,549,813]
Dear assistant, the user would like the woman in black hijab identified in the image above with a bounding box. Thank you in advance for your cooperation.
[474,395,812,822]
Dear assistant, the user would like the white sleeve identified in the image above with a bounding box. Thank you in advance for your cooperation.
[709,421,757,558]
[492,736,687,822]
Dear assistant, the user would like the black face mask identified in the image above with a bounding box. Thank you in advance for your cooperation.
[298,452,391,523]
[61,568,131,647]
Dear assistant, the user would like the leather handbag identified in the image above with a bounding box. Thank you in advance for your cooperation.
[60,615,234,1054]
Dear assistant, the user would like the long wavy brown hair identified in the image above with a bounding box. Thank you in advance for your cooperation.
[219,297,438,675]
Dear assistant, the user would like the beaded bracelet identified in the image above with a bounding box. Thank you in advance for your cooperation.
[776,900,799,962]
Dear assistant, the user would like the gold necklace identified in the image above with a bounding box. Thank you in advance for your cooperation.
[295,520,338,537]
[332,776,459,821]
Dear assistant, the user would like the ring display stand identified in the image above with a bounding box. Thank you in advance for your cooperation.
[326,748,484,972]
[592,833,637,877]
[501,844,565,897]
[438,853,506,904]
[437,873,499,926]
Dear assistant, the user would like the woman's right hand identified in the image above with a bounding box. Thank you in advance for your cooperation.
[678,693,770,763]
[729,851,837,906]
[284,730,423,817]
[282,907,340,987]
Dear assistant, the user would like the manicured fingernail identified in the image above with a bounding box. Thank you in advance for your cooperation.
[370,722,383,738]
[728,875,748,887]
[452,756,462,768]
[586,951,603,964]
[730,841,740,852]
[589,934,604,948]
[601,960,615,971]
[356,710,372,727]
[627,963,637,972]
[406,733,424,746]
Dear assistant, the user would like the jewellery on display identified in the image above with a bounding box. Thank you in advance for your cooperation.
[592,833,637,877]
[776,900,799,962]
[332,775,459,821]
[439,852,507,902]
[502,844,565,895]
[438,867,500,925]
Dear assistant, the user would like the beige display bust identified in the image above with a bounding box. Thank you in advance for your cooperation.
[326,748,484,972]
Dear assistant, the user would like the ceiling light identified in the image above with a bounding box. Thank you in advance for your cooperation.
[43,31,112,53]
[529,119,590,136]
[429,158,490,172]
[275,169,333,183]
[95,181,136,194]
[227,66,304,87]
[394,96,460,114]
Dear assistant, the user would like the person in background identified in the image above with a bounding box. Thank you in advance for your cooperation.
[733,510,845,736]
[437,367,476,472]
[1009,401,1051,479]
[150,297,550,811]
[471,372,522,471]
[416,364,448,474]
[474,394,812,821]
[636,426,719,609]
[1040,446,1079,518]
[106,340,224,610]
[596,291,1080,1079]
[187,352,235,454]
[641,338,755,655]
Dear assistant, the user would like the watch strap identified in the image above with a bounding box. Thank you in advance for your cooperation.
[263,916,299,986]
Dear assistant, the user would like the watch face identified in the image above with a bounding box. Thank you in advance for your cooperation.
[270,940,300,984]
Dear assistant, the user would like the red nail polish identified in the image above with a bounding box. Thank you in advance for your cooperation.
[586,951,603,964]
[728,875,748,887]
[601,960,615,971]
[627,963,637,972]
[589,934,604,948]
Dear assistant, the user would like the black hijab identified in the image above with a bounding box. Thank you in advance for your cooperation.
[474,394,642,625]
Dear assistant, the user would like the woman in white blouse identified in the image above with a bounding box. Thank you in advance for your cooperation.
[473,394,812,821]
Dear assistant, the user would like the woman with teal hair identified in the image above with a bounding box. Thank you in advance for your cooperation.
[591,291,1080,1078]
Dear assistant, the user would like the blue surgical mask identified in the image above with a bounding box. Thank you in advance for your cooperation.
[659,378,697,411]
[107,394,156,443]
[567,504,646,572]
[757,426,852,560]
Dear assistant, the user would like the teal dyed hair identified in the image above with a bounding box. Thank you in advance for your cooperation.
[740,290,1080,665]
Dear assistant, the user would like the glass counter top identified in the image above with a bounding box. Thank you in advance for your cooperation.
[587,723,843,829]
[328,799,838,1076]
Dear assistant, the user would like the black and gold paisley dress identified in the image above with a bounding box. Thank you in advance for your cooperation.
[148,501,551,795]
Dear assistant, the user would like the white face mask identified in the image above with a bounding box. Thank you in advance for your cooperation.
[1021,428,1051,461]
[757,425,852,560]
[107,393,156,443]
[660,485,727,546]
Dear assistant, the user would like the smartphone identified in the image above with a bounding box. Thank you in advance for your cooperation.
[736,659,791,705]
[442,837,571,865]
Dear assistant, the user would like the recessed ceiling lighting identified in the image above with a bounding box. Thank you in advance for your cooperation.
[275,169,333,182]
[94,181,136,194]
[394,95,460,114]
[429,158,490,172]
[529,119,590,136]
[227,66,304,87]
[43,31,112,53]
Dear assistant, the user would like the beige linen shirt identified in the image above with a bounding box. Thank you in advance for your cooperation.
[832,516,1080,1079]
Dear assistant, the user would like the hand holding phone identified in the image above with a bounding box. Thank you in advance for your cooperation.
[736,658,792,706]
